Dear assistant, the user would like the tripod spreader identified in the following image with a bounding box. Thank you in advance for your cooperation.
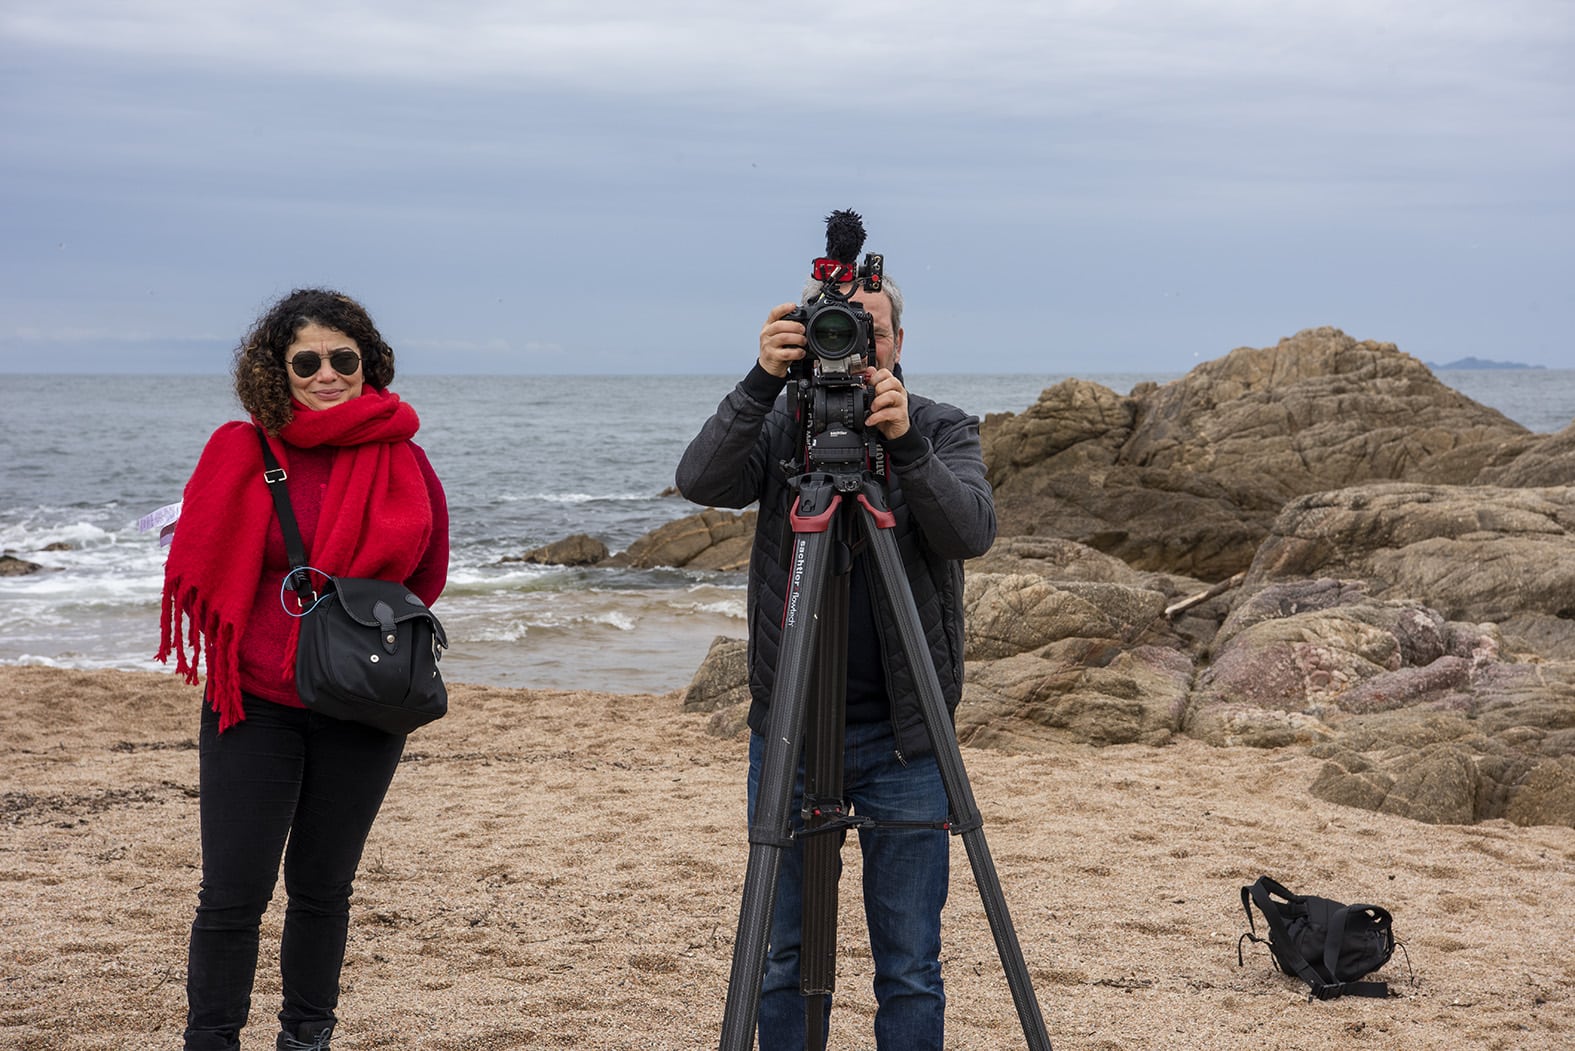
[795,809,954,840]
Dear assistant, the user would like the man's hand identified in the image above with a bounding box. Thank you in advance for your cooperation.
[863,366,910,441]
[758,303,806,378]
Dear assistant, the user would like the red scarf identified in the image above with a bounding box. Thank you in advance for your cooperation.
[158,387,433,730]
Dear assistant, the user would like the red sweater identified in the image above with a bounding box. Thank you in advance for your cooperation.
[237,442,450,707]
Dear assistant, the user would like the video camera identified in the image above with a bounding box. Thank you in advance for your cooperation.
[783,272,879,375]
[782,210,884,376]
[784,209,886,477]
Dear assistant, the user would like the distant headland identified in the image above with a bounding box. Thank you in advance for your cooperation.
[1426,356,1546,370]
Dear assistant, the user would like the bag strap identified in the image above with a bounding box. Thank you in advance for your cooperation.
[1323,905,1391,1000]
[1246,877,1339,999]
[254,425,315,608]
[1239,876,1290,955]
[1238,885,1267,966]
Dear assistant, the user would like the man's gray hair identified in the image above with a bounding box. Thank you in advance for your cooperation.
[800,274,903,333]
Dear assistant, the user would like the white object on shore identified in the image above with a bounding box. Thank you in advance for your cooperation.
[137,501,182,547]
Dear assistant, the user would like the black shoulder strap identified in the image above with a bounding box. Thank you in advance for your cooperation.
[1240,877,1295,948]
[254,425,315,607]
[1246,878,1337,999]
[1241,876,1299,947]
[1254,875,1299,903]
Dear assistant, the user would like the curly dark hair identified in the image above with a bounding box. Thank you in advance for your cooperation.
[234,288,397,432]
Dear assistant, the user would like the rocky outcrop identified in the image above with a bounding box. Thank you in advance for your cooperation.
[968,535,1236,650]
[1474,419,1575,487]
[681,636,750,714]
[959,643,1193,750]
[0,554,44,576]
[1186,578,1503,748]
[500,533,609,566]
[685,564,1574,825]
[607,509,756,571]
[1181,576,1574,826]
[1309,732,1575,828]
[962,573,1172,661]
[950,541,1227,750]
[983,328,1530,580]
[982,380,1282,579]
[1119,328,1526,493]
[1305,659,1575,826]
[981,377,1135,490]
[514,509,756,571]
[965,535,1148,584]
[1243,483,1575,657]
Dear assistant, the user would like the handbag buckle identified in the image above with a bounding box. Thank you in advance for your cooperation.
[286,568,318,611]
[263,467,287,483]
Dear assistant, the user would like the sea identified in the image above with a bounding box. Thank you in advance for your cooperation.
[3,370,1572,694]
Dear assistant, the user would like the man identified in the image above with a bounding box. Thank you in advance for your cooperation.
[676,270,996,1051]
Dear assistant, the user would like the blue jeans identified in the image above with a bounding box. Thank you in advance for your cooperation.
[747,722,949,1051]
[183,696,405,1051]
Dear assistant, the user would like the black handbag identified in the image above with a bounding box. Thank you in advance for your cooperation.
[256,426,449,734]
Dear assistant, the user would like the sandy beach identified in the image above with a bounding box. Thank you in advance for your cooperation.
[2,665,1570,1050]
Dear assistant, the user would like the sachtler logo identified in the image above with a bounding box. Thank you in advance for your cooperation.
[786,540,807,626]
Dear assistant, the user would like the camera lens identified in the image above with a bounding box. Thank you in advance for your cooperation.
[807,308,858,359]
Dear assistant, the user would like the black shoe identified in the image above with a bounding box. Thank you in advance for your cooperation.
[277,1021,334,1051]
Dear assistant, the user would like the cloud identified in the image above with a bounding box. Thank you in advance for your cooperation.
[7,2,1568,220]
[1,1,1570,372]
[7,2,1569,117]
[13,1,1565,210]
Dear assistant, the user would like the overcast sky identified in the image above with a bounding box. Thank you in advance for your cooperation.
[3,1,1571,375]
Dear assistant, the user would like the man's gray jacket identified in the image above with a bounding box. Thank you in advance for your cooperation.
[675,365,996,760]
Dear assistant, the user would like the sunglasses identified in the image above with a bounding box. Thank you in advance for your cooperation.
[286,349,362,379]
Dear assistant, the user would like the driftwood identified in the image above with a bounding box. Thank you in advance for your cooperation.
[1164,571,1245,618]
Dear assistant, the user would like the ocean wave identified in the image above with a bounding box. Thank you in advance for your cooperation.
[443,563,564,590]
[686,580,744,593]
[442,563,737,595]
[0,518,126,552]
[0,573,163,604]
[455,608,638,642]
[683,599,746,618]
[495,491,662,505]
[2,653,171,674]
[572,589,744,618]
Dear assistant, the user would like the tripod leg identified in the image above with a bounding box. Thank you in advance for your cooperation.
[856,492,1054,1051]
[800,529,851,1048]
[720,495,841,1051]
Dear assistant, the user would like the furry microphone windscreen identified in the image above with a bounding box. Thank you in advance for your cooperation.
[823,209,867,267]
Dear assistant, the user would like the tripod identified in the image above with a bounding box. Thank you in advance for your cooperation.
[718,465,1053,1051]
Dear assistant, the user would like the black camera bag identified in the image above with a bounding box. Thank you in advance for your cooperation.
[1238,875,1395,1000]
[255,426,448,735]
[292,574,448,734]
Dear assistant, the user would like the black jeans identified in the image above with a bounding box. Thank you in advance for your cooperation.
[183,696,405,1051]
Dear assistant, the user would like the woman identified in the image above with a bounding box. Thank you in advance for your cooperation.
[158,288,449,1051]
